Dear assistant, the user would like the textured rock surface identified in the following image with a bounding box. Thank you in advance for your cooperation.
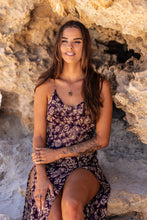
[103,120,147,219]
[0,0,147,219]
[49,0,147,36]
[114,69,147,144]
[0,0,147,142]
[0,114,32,219]
[0,214,12,220]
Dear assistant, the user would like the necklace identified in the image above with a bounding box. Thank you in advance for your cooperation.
[68,91,73,96]
[58,76,84,96]
[68,84,73,96]
[67,81,73,96]
[68,83,73,96]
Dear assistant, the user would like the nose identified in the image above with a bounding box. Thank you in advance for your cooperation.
[67,41,73,49]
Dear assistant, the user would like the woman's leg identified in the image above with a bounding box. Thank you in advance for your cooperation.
[61,168,100,220]
[48,192,62,220]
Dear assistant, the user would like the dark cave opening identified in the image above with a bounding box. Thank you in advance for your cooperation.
[105,40,141,63]
[112,102,125,120]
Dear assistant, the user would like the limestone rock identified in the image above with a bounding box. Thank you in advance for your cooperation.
[0,0,35,35]
[0,214,12,220]
[0,137,32,218]
[48,0,147,36]
[114,69,147,144]
[0,0,147,143]
[98,118,147,219]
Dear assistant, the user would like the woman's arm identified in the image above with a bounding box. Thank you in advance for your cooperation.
[60,79,112,157]
[33,79,112,164]
[33,84,48,178]
[33,81,54,211]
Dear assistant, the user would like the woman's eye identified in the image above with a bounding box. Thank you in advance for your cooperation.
[74,41,81,44]
[61,40,82,44]
[61,40,67,43]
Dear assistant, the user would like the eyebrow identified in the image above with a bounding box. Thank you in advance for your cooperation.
[61,37,82,40]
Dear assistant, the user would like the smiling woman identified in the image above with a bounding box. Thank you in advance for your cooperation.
[23,20,112,220]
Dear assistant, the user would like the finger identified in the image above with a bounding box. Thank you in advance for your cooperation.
[36,194,45,212]
[32,154,36,160]
[32,153,39,160]
[32,150,39,154]
[35,196,41,212]
[35,161,44,165]
[48,184,54,197]
[35,157,45,164]
[41,194,46,210]
[33,158,41,164]
[32,151,40,157]
[34,158,43,163]
[32,154,39,161]
[35,147,42,151]
[36,151,40,157]
[39,196,42,212]
[32,153,35,158]
[32,152,44,163]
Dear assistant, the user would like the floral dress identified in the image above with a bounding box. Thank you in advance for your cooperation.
[23,89,110,220]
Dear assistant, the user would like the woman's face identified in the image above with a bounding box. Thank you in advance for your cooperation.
[60,27,83,65]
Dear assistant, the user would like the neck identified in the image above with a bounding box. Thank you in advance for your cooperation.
[60,63,84,82]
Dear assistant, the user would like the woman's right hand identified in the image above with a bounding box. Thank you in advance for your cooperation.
[34,176,54,212]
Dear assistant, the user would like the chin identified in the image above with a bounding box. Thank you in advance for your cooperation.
[63,57,81,64]
[64,60,80,65]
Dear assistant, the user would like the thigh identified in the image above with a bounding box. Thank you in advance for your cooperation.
[62,168,100,206]
[48,192,62,220]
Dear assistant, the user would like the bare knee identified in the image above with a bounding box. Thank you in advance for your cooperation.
[48,193,62,220]
[62,196,83,220]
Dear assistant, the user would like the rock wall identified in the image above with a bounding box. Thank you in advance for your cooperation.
[0,0,147,142]
[0,0,147,219]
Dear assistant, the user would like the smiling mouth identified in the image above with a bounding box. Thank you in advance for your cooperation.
[65,52,75,56]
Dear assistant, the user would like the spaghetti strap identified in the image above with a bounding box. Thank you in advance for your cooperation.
[54,79,56,90]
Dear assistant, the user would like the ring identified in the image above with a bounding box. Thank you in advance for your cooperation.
[34,194,43,198]
[36,152,40,159]
[36,151,39,156]
[34,195,40,198]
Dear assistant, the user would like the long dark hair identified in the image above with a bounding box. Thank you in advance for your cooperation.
[36,20,104,122]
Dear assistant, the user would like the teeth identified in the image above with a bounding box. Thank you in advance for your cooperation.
[66,52,75,56]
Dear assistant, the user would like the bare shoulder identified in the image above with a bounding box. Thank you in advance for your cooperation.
[101,79,111,97]
[102,79,111,91]
[35,78,54,99]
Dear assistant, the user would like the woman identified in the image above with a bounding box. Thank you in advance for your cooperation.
[23,20,112,220]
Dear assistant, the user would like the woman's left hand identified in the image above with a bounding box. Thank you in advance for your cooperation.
[32,148,58,164]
